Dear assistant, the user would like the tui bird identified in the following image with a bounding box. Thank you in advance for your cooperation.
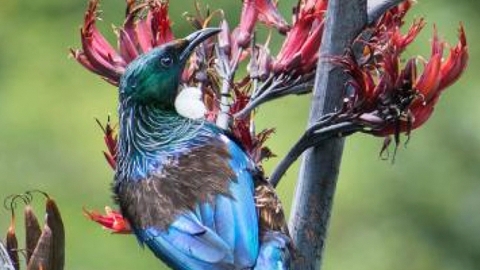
[113,28,291,270]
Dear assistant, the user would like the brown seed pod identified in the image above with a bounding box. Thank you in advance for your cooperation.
[5,223,19,270]
[26,225,52,270]
[45,198,65,270]
[4,194,23,270]
[25,205,42,263]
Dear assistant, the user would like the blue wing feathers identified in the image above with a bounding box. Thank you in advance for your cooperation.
[229,168,259,266]
[225,138,259,267]
[197,202,215,230]
[212,195,236,250]
[134,135,261,269]
[138,217,234,269]
[169,212,206,234]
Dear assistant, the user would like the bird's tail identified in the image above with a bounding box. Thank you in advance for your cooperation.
[254,231,292,270]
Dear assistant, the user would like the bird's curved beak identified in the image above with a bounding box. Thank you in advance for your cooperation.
[178,28,221,64]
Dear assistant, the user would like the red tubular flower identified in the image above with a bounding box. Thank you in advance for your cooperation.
[218,19,232,57]
[438,25,468,91]
[391,18,426,52]
[272,0,327,74]
[373,0,412,34]
[71,0,173,86]
[84,207,131,234]
[236,0,258,48]
[256,0,290,34]
[249,41,273,81]
[236,0,289,48]
[96,117,118,169]
[256,45,273,80]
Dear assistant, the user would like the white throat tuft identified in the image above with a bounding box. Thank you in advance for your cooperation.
[174,86,207,120]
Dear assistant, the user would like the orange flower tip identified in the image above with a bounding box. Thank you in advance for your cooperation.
[68,48,79,58]
[7,224,15,234]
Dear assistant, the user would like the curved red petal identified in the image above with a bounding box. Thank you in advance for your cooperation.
[236,0,259,48]
[299,21,324,72]
[118,28,140,63]
[438,24,468,91]
[256,0,290,33]
[83,207,131,234]
[410,97,437,130]
[415,54,441,102]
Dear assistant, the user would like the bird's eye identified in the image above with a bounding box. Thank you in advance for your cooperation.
[160,55,173,68]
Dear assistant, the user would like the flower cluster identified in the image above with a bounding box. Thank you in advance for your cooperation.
[336,1,468,148]
[70,0,173,86]
[229,0,328,118]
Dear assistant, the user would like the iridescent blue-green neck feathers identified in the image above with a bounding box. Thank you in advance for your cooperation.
[116,102,214,181]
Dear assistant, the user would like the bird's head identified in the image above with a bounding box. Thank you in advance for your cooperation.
[119,28,220,108]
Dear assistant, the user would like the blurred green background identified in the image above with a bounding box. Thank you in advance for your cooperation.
[0,0,478,269]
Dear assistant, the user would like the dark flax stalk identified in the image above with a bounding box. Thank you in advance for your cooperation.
[288,1,367,269]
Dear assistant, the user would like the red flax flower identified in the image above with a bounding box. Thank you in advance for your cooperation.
[70,0,173,86]
[236,0,289,48]
[84,207,131,234]
[340,24,468,142]
[272,0,327,74]
[96,117,117,170]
